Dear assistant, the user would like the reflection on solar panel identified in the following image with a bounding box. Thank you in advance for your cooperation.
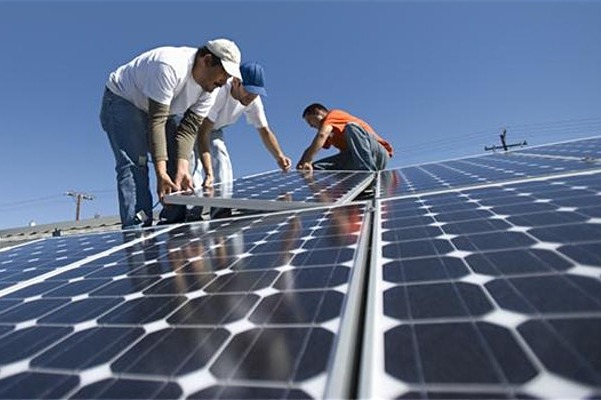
[165,169,374,211]
[380,142,601,197]
[1,136,601,399]
[0,204,370,399]
[362,172,601,399]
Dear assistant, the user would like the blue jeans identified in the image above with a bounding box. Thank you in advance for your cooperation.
[313,123,389,171]
[100,89,182,228]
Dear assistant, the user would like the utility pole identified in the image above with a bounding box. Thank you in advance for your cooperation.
[485,128,528,152]
[65,191,95,221]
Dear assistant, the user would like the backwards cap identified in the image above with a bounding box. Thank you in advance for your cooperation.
[205,38,242,80]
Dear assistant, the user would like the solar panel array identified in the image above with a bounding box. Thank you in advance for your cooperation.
[380,152,601,198]
[1,136,600,399]
[514,136,601,160]
[0,203,370,399]
[362,172,601,399]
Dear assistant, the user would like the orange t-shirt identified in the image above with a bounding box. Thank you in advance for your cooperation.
[322,109,394,157]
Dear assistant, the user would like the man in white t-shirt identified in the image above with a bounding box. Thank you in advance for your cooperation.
[100,38,242,228]
[174,62,291,218]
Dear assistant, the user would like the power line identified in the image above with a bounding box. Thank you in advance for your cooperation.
[397,116,601,156]
[0,194,65,209]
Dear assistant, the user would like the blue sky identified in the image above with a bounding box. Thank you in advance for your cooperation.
[0,0,600,229]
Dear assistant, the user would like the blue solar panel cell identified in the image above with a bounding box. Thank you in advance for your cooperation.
[0,298,70,322]
[273,265,350,289]
[0,324,14,338]
[383,257,470,283]
[112,327,229,376]
[1,280,66,298]
[250,290,344,324]
[384,322,538,384]
[42,278,112,297]
[559,243,601,266]
[0,327,73,364]
[31,327,145,370]
[519,318,601,387]
[188,385,311,399]
[487,275,601,314]
[397,391,536,399]
[466,249,573,275]
[0,372,80,399]
[441,219,513,235]
[383,239,454,259]
[173,294,258,325]
[209,327,334,381]
[71,378,182,399]
[453,231,537,251]
[203,270,278,293]
[39,298,124,324]
[508,211,589,227]
[384,283,493,320]
[529,223,601,242]
[98,296,188,324]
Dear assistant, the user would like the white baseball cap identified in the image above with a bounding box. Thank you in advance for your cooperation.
[206,38,242,80]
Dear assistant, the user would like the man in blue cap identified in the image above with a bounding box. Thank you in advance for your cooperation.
[173,61,292,218]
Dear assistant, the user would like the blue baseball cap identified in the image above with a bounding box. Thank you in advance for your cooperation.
[241,62,267,97]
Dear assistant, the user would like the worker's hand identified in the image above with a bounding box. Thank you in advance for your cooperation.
[173,159,194,194]
[296,161,313,172]
[277,155,292,172]
[298,167,314,182]
[175,171,195,193]
[157,173,179,202]
[202,173,214,189]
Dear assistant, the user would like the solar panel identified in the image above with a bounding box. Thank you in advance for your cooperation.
[164,169,374,211]
[361,170,601,399]
[515,136,601,160]
[380,146,601,198]
[0,203,371,399]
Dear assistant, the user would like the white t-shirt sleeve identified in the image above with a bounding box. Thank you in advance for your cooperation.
[143,61,178,106]
[190,89,218,118]
[244,97,268,129]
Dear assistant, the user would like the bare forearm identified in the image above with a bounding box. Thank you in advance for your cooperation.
[154,159,168,178]
[258,127,292,171]
[259,127,285,159]
[299,139,323,164]
[300,127,330,164]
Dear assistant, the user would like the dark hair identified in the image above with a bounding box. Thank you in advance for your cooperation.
[302,103,328,118]
[196,46,222,67]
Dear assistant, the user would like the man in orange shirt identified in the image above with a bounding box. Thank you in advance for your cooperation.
[296,103,393,171]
